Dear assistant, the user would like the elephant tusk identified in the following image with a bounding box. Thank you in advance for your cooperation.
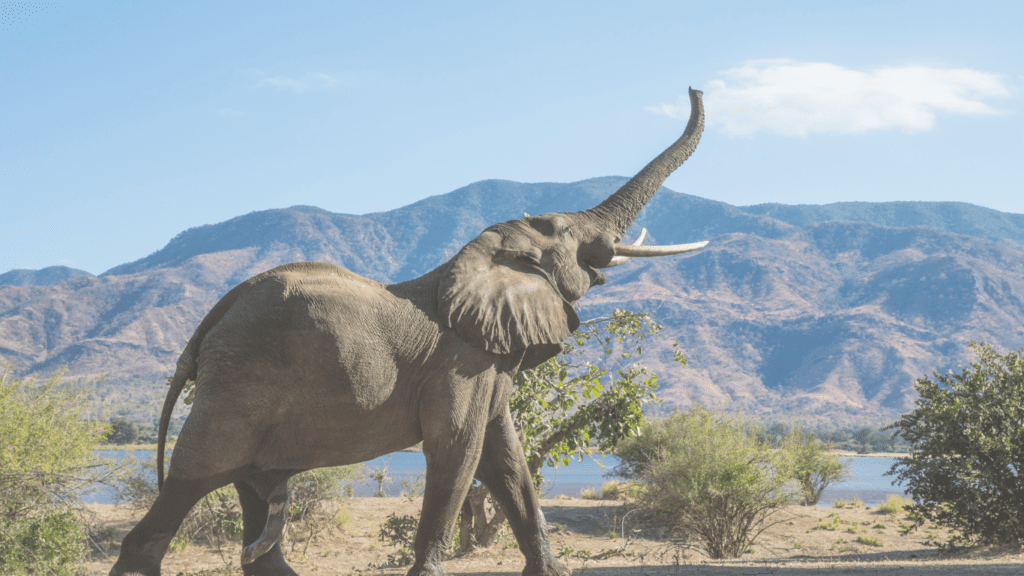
[613,239,709,258]
[604,228,648,268]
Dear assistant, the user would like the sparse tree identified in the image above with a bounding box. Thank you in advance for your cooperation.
[782,429,851,506]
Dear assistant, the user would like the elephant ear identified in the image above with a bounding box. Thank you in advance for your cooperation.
[439,230,580,356]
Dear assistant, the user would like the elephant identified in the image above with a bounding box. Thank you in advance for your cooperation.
[110,87,706,576]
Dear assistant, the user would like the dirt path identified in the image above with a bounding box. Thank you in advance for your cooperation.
[86,497,1023,575]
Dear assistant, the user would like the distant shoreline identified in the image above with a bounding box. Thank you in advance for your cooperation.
[828,451,908,458]
[96,445,905,458]
[94,443,427,453]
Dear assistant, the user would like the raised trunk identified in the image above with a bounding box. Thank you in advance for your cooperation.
[586,87,704,236]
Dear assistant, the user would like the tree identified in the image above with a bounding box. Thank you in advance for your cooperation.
[887,342,1024,547]
[458,309,673,551]
[781,429,850,506]
[614,406,794,559]
[0,365,120,575]
[106,419,139,445]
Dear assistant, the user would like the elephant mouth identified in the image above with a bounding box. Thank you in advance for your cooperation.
[587,265,607,287]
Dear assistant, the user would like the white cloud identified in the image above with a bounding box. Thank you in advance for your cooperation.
[256,74,315,92]
[252,71,375,94]
[650,59,1011,136]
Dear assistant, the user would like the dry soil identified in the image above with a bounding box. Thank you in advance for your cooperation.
[85,496,1023,575]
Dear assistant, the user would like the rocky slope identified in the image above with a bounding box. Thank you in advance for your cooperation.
[2,178,1022,419]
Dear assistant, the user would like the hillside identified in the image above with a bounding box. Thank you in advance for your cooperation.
[0,265,95,286]
[1,179,1022,421]
[738,201,1024,249]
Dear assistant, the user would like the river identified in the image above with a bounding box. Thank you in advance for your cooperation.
[85,450,906,506]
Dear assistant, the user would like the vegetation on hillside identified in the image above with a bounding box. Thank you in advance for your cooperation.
[758,421,910,454]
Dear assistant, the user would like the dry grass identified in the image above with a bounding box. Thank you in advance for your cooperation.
[85,497,1024,575]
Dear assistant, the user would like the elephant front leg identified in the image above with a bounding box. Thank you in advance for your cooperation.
[408,433,485,576]
[475,408,570,576]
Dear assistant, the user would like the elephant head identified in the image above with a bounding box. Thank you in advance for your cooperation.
[439,88,707,369]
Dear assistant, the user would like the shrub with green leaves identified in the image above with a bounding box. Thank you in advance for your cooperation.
[781,429,851,506]
[288,465,362,521]
[105,418,139,445]
[0,365,115,575]
[614,406,795,559]
[887,342,1024,547]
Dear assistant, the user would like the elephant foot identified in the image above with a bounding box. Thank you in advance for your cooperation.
[242,543,298,576]
[405,559,447,576]
[524,556,571,576]
[109,553,160,576]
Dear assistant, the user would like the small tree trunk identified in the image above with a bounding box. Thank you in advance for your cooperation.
[459,499,474,554]
[459,483,509,552]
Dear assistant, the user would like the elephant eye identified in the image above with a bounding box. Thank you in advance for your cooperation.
[564,226,573,237]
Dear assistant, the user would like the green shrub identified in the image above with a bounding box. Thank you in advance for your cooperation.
[600,481,621,500]
[856,535,883,547]
[579,487,599,500]
[887,342,1024,547]
[0,507,87,575]
[877,494,910,516]
[106,418,138,445]
[781,429,851,506]
[0,366,121,575]
[288,465,362,521]
[614,406,795,559]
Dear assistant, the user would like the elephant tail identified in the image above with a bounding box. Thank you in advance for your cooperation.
[157,349,196,491]
[156,266,290,490]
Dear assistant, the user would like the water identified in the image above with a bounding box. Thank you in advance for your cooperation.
[86,451,905,507]
[815,456,906,506]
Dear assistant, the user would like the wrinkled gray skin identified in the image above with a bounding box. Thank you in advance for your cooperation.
[110,88,704,576]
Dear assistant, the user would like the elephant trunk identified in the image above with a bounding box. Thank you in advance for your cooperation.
[585,87,704,237]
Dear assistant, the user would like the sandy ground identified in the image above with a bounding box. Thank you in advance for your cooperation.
[85,497,1023,576]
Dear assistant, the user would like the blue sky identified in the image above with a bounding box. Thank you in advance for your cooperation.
[2,0,1020,275]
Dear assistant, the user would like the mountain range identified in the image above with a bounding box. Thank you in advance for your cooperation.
[2,177,1022,422]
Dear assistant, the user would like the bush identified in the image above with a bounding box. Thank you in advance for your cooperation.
[614,406,795,559]
[781,429,851,506]
[887,342,1024,547]
[0,507,87,575]
[600,481,621,500]
[288,465,361,521]
[0,365,117,575]
[877,494,910,516]
[106,419,138,445]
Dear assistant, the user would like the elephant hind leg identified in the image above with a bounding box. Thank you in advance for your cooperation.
[236,478,297,576]
[110,474,227,576]
[240,478,291,566]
